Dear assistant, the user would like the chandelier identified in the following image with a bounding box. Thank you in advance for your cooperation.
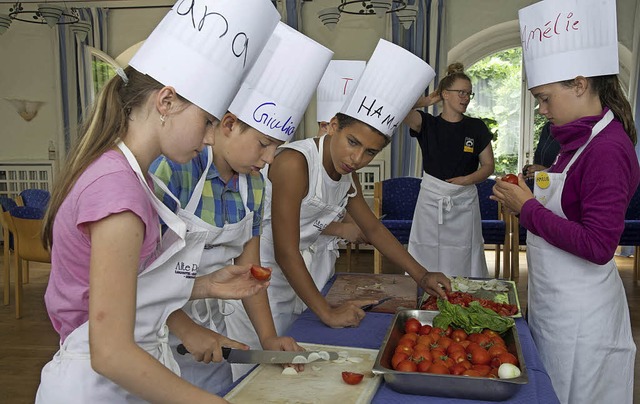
[318,0,418,31]
[0,2,91,39]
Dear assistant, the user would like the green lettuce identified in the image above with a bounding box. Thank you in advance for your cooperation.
[432,299,515,334]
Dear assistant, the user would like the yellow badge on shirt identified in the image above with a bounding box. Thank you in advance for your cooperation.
[463,137,474,153]
[535,171,550,189]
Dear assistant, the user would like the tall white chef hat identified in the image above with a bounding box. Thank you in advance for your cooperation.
[129,0,280,119]
[228,22,334,142]
[340,39,436,137]
[316,60,366,123]
[518,0,618,89]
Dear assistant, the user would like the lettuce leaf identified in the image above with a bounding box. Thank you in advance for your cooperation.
[433,299,515,334]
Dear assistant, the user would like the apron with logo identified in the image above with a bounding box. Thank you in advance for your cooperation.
[36,142,209,403]
[527,110,635,404]
[261,136,354,335]
[166,146,254,392]
[408,173,488,277]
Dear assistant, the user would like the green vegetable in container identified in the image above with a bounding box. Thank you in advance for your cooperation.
[433,299,515,334]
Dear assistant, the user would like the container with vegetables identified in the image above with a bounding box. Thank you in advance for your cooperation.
[372,309,527,400]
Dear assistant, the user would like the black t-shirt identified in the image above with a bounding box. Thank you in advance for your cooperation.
[409,111,492,181]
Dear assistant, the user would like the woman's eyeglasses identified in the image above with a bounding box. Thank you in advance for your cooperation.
[444,89,475,100]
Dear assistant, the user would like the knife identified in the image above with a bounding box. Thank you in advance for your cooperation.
[177,344,339,364]
[361,297,393,312]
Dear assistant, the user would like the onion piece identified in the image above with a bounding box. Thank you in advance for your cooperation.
[347,357,363,363]
[282,367,298,375]
[317,351,330,361]
[307,352,321,363]
[291,355,308,364]
[498,363,521,379]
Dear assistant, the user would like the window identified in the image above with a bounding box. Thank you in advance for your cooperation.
[86,47,121,102]
[466,48,522,176]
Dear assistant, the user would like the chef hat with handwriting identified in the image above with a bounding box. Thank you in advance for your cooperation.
[340,39,435,138]
[129,0,280,119]
[518,0,618,89]
[316,60,366,123]
[228,22,333,142]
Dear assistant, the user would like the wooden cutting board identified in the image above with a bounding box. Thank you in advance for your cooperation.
[325,273,418,314]
[224,343,381,404]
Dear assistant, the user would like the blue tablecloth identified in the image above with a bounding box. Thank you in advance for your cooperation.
[226,274,560,403]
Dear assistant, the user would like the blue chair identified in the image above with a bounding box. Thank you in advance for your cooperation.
[9,205,49,318]
[18,189,50,211]
[373,177,422,274]
[476,179,511,279]
[0,197,18,306]
[619,186,640,282]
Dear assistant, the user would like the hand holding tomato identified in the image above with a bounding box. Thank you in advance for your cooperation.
[194,264,269,300]
[502,174,519,185]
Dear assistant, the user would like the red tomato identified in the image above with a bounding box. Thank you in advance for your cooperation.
[394,344,413,356]
[342,371,364,385]
[396,359,418,372]
[404,318,422,334]
[436,337,453,351]
[468,348,491,366]
[503,174,519,185]
[418,324,433,336]
[450,363,468,375]
[391,352,409,369]
[417,360,432,373]
[411,349,432,364]
[488,344,508,358]
[250,264,272,281]
[417,334,434,346]
[428,363,450,375]
[497,352,519,366]
[449,350,467,364]
[462,369,483,377]
[471,364,492,376]
[451,329,468,342]
[397,337,416,349]
[447,342,466,355]
[430,327,445,338]
[432,355,454,369]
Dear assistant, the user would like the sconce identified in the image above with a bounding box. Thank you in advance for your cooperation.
[4,98,44,121]
[318,7,340,31]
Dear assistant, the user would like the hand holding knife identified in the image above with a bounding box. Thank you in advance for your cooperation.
[361,297,392,312]
[177,344,338,364]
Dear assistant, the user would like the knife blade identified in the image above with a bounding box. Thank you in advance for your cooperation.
[177,344,339,364]
[361,297,393,311]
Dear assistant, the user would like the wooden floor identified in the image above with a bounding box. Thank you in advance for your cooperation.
[1,248,639,403]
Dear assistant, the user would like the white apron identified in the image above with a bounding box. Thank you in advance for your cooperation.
[168,146,255,392]
[36,142,209,403]
[408,173,488,277]
[261,136,354,335]
[527,110,635,404]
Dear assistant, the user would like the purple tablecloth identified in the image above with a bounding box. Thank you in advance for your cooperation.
[225,274,560,403]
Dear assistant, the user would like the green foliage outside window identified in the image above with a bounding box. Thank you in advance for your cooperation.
[92,59,117,95]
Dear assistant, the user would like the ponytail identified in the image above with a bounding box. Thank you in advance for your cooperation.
[43,67,167,248]
[591,75,636,144]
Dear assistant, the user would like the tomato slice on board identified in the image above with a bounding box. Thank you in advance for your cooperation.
[250,265,272,281]
[342,371,364,385]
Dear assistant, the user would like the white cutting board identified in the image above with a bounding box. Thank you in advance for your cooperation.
[224,343,381,404]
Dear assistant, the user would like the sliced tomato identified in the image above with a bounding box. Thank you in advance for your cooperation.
[342,371,364,385]
[250,264,272,281]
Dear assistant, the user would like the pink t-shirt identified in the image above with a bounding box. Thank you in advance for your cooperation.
[45,150,161,343]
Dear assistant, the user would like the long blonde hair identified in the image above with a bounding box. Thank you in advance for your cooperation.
[43,67,179,248]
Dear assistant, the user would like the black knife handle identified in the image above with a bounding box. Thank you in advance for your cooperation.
[176,344,231,360]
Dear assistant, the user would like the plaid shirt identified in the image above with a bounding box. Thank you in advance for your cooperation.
[150,147,264,236]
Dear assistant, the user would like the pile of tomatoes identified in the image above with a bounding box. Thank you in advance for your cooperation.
[421,291,519,317]
[388,317,520,377]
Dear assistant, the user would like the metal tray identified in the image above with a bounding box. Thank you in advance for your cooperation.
[419,277,522,318]
[372,310,528,401]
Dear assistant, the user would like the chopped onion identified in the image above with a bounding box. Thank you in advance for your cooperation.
[347,357,363,363]
[282,367,298,375]
[317,351,330,361]
[307,352,320,363]
[332,358,346,364]
[311,365,322,372]
[292,355,308,364]
[338,351,350,358]
[498,363,521,379]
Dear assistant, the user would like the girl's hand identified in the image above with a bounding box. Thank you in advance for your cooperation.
[318,300,377,329]
[522,164,547,179]
[419,272,451,300]
[446,176,472,186]
[260,336,306,373]
[193,264,269,300]
[490,174,534,214]
[180,325,248,363]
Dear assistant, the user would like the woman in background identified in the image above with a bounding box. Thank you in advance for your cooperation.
[404,62,494,278]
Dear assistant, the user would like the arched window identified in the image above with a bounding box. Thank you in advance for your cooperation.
[86,46,121,102]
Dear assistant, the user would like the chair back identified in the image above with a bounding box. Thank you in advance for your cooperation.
[18,189,51,211]
[9,206,50,263]
[0,197,17,248]
[379,177,422,220]
[476,179,498,220]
